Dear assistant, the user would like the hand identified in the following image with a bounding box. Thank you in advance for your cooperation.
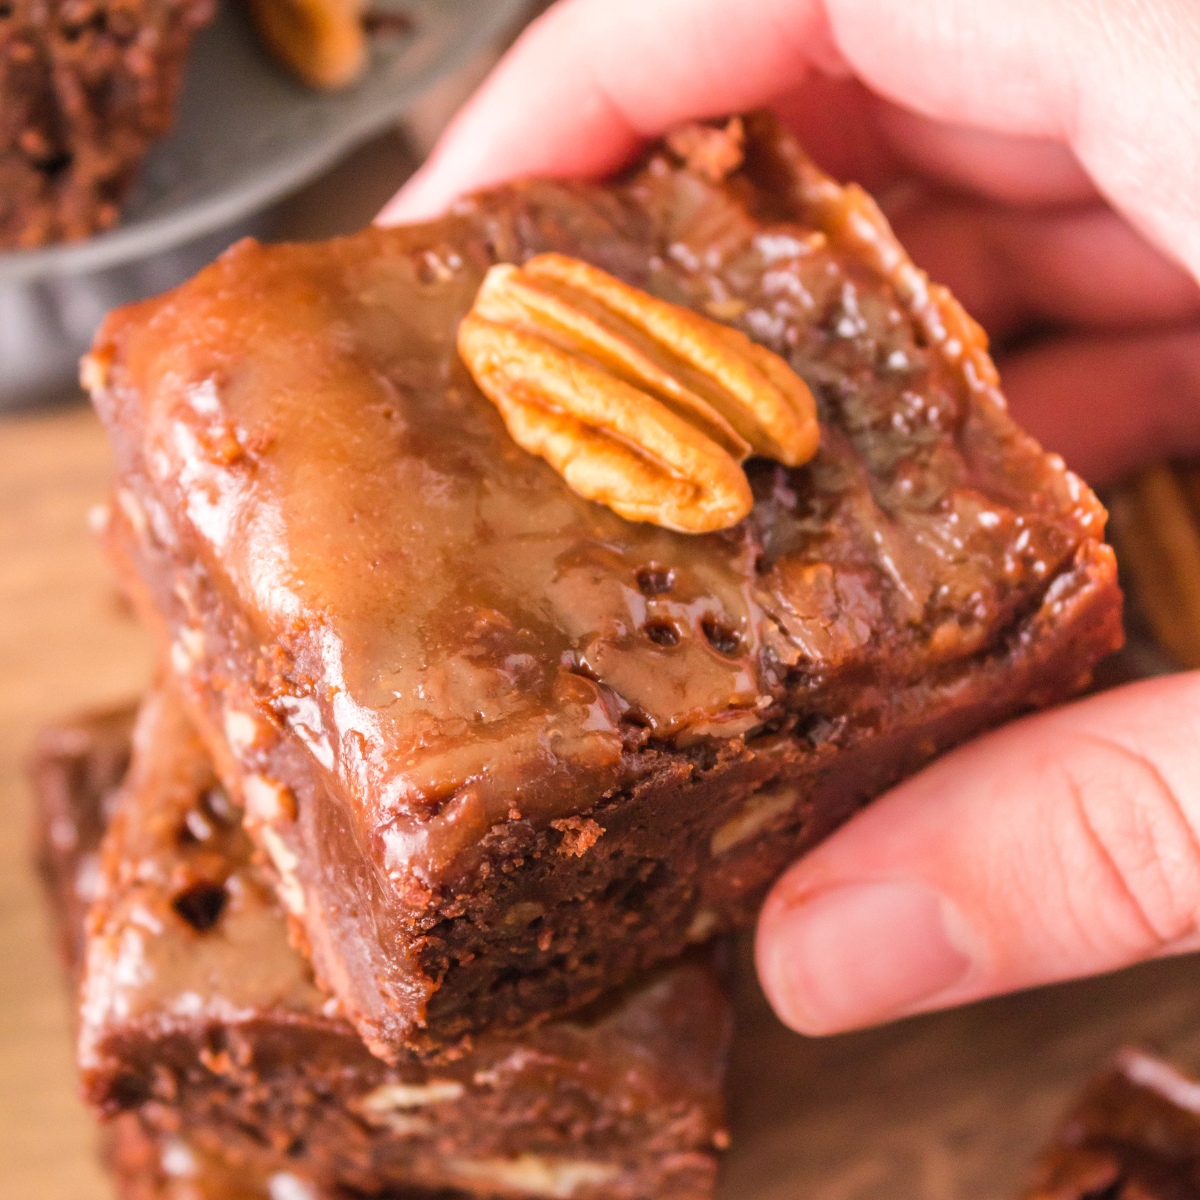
[381,0,1200,1034]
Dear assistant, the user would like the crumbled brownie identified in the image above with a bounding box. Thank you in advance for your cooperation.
[86,111,1122,1058]
[1023,1048,1200,1200]
[36,690,730,1200]
[0,0,213,248]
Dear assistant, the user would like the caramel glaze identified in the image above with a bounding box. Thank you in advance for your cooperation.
[87,113,1121,1054]
[66,691,729,1199]
[1024,1049,1200,1200]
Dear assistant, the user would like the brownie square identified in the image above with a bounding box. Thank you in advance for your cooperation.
[1023,1048,1200,1199]
[0,0,213,248]
[37,689,730,1200]
[86,111,1122,1058]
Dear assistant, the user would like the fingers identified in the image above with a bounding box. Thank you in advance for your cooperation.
[380,0,843,223]
[998,325,1200,484]
[825,0,1200,275]
[770,75,1097,206]
[891,199,1200,339]
[872,101,1096,207]
[775,76,1098,207]
[380,0,1200,283]
[755,674,1200,1036]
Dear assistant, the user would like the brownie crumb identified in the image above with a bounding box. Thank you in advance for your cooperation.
[666,117,745,183]
[551,817,605,857]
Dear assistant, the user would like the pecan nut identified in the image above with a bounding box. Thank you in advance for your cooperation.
[457,253,819,533]
[247,0,366,90]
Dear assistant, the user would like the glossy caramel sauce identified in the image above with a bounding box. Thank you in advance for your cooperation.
[92,133,1106,879]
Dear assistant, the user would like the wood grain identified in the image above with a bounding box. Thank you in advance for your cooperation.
[0,405,153,1200]
[4,403,1200,1200]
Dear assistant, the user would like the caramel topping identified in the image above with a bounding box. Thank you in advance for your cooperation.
[87,118,1106,859]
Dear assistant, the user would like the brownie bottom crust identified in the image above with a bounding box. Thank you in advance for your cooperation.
[103,1113,468,1200]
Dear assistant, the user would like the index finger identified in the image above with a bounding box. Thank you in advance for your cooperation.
[379,0,1200,281]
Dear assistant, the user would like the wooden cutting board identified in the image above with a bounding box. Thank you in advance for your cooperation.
[3,403,1199,1200]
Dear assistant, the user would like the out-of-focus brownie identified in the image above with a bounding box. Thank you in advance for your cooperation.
[31,700,137,974]
[102,1113,467,1199]
[1023,1048,1200,1200]
[49,689,729,1200]
[85,111,1122,1058]
[0,0,214,248]
[103,1113,290,1200]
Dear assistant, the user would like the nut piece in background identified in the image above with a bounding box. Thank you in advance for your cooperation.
[1106,462,1200,670]
[246,0,368,89]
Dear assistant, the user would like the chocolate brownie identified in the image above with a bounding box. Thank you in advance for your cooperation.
[1023,1048,1200,1199]
[0,0,213,248]
[85,111,1123,1058]
[31,699,136,974]
[38,689,729,1200]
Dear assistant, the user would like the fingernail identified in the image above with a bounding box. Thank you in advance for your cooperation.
[757,881,971,1034]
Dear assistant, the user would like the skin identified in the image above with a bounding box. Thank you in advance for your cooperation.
[379,0,1200,1036]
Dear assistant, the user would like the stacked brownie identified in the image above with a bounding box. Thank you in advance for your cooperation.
[34,691,730,1199]
[41,112,1123,1195]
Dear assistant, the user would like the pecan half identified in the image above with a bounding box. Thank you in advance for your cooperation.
[457,253,819,533]
[247,0,366,90]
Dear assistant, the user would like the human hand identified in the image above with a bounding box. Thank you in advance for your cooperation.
[381,0,1200,1034]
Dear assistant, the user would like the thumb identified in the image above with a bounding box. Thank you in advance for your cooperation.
[756,673,1200,1035]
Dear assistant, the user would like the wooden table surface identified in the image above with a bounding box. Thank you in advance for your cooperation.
[0,405,153,1200]
[3,410,1200,1200]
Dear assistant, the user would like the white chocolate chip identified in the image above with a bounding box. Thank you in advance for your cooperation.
[159,1138,197,1179]
[169,626,205,676]
[80,351,109,394]
[115,487,147,536]
[357,1080,465,1123]
[259,826,305,916]
[86,503,110,535]
[446,1156,619,1199]
[223,707,262,755]
[685,908,719,944]
[180,625,205,661]
[169,640,192,676]
[710,784,799,856]
[243,774,292,823]
[268,1174,316,1200]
